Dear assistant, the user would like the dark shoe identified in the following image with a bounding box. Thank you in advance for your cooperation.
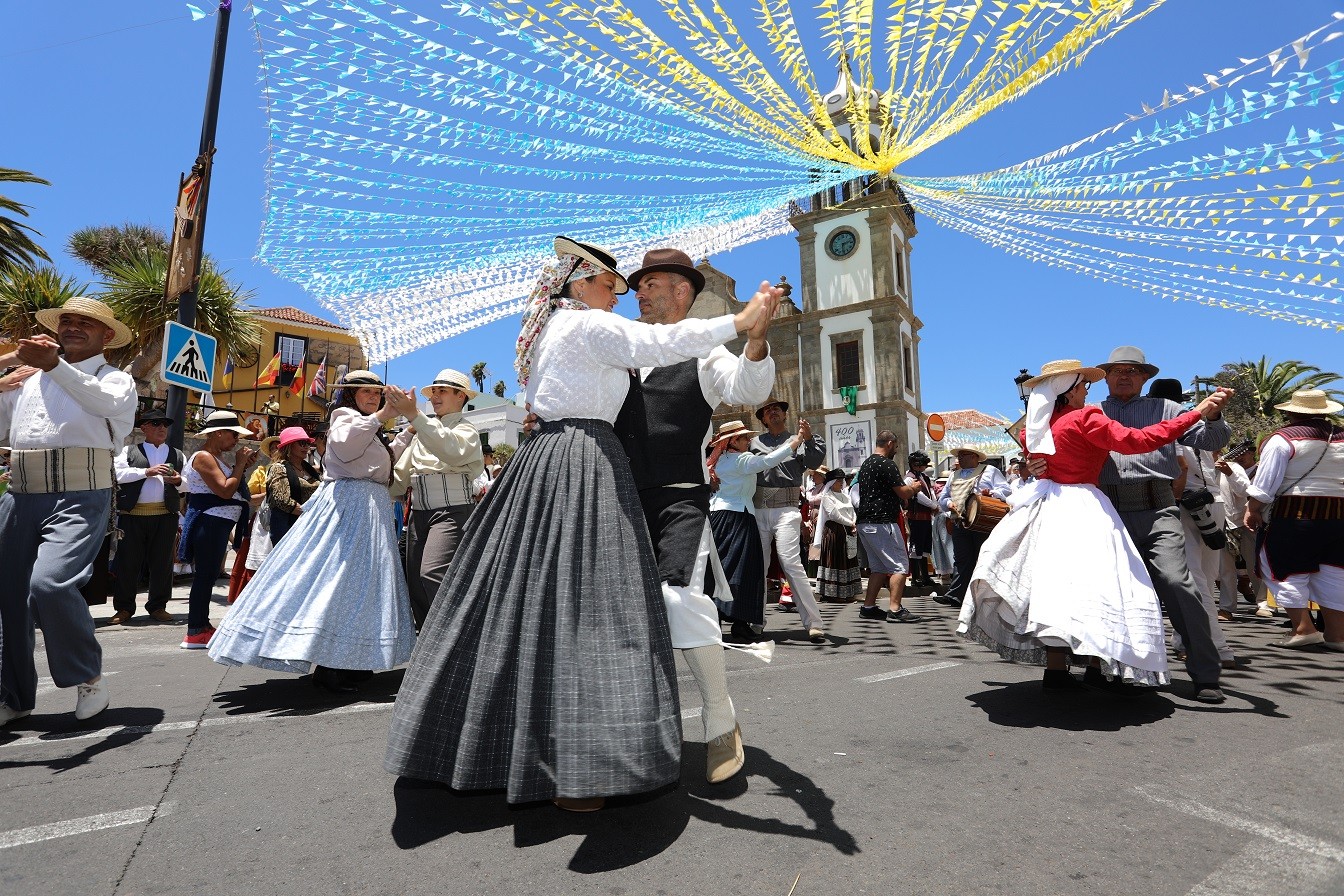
[107,611,132,626]
[148,609,177,624]
[886,607,922,624]
[728,621,758,643]
[931,593,954,605]
[1043,669,1083,690]
[552,796,605,812]
[858,605,885,620]
[1191,682,1226,704]
[312,666,356,694]
[1082,665,1145,697]
[346,670,374,682]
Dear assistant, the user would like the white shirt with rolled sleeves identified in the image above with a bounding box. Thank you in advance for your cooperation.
[0,353,136,450]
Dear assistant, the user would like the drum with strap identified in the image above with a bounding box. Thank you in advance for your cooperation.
[963,494,1010,535]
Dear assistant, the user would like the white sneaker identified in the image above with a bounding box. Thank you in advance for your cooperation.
[75,679,110,720]
[0,705,33,727]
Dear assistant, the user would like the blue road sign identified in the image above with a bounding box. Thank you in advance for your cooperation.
[160,321,218,392]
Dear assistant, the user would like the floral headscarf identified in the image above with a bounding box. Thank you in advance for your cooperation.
[514,255,604,387]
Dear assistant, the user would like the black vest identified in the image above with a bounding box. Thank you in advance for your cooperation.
[613,359,714,491]
[116,443,185,513]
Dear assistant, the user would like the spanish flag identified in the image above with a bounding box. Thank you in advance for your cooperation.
[254,352,281,387]
[290,359,306,396]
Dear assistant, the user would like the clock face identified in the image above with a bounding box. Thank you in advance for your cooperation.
[827,228,858,259]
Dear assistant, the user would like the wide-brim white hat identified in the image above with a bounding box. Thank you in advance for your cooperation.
[711,419,760,446]
[554,236,629,294]
[429,368,479,399]
[197,410,252,437]
[953,447,988,463]
[34,297,133,350]
[1274,389,1343,415]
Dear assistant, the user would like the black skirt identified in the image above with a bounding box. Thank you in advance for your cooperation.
[709,508,765,625]
[384,419,681,803]
[817,521,862,601]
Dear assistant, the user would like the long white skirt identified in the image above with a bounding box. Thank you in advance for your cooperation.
[956,480,1169,686]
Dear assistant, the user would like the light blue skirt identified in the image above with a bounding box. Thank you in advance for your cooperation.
[209,478,415,675]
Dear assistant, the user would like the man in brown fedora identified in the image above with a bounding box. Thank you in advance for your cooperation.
[0,298,138,726]
[613,246,779,785]
[1093,345,1233,702]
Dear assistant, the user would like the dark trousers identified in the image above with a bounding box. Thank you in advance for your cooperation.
[949,526,989,600]
[407,504,474,629]
[1119,506,1221,685]
[186,515,234,632]
[112,513,177,614]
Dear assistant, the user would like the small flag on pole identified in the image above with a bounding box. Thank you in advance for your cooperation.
[223,355,235,389]
[308,355,328,398]
[255,352,281,387]
[290,359,306,396]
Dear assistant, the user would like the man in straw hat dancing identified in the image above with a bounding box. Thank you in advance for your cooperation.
[1089,346,1233,702]
[613,246,779,785]
[0,297,138,725]
[1246,389,1344,651]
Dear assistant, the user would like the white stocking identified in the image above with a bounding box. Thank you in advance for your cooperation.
[681,645,736,741]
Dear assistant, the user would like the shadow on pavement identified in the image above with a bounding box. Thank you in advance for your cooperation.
[0,705,166,773]
[966,679,1177,730]
[390,743,858,870]
[211,668,405,718]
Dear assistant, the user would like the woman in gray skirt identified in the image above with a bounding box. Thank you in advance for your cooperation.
[385,237,777,811]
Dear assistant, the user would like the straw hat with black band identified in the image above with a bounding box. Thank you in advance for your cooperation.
[198,410,252,437]
[340,369,385,388]
[710,419,760,448]
[429,367,479,399]
[34,297,134,350]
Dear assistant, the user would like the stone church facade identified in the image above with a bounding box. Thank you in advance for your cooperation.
[690,179,926,470]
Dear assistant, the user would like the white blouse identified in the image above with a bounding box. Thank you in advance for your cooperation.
[525,310,738,423]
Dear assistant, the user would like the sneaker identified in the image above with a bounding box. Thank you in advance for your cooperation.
[180,626,216,650]
[858,605,885,620]
[75,679,110,720]
[886,607,922,624]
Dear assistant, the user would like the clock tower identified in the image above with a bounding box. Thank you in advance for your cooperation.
[697,71,926,468]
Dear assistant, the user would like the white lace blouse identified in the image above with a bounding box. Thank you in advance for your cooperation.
[525,310,738,423]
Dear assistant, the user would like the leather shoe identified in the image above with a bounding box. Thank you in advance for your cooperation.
[107,611,132,626]
[0,705,33,727]
[312,666,356,694]
[148,609,177,623]
[1192,682,1226,704]
[706,723,745,784]
[75,678,110,720]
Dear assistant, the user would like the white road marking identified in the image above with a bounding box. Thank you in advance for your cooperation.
[1,701,394,751]
[35,671,120,698]
[1135,785,1344,863]
[0,804,167,850]
[855,661,961,683]
[1186,843,1341,896]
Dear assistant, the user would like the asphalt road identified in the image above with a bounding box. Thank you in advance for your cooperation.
[2,575,1342,896]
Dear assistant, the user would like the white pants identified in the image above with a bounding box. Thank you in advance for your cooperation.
[1259,550,1344,611]
[664,522,729,649]
[1176,511,1233,660]
[756,506,823,632]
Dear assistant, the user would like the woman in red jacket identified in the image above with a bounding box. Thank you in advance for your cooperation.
[958,360,1227,691]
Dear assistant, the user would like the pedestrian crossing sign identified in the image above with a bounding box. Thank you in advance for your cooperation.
[160,321,217,392]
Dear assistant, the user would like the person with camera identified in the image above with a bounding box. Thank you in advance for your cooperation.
[1093,347,1233,703]
[1245,389,1344,651]
[1216,439,1268,616]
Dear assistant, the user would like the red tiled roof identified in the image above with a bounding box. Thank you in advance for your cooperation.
[932,409,1011,430]
[254,306,347,330]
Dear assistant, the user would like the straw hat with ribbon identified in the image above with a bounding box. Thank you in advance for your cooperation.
[710,419,760,447]
[1022,360,1107,456]
[198,410,252,437]
[429,367,479,399]
[1274,389,1343,416]
[34,297,133,350]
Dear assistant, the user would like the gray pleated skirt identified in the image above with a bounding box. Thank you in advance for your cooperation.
[384,419,682,804]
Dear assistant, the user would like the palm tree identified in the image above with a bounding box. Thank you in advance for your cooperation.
[0,265,87,342]
[470,361,489,392]
[0,167,52,272]
[1212,356,1344,441]
[492,380,506,398]
[66,223,261,392]
[99,253,262,386]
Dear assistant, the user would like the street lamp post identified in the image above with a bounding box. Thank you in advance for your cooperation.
[1013,368,1033,409]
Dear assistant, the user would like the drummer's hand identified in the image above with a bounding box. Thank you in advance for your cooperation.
[980,487,992,496]
[1027,457,1048,479]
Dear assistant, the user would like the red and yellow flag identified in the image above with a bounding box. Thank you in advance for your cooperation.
[254,352,281,387]
[290,360,306,396]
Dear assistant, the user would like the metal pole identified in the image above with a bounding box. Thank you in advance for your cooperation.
[166,1,232,453]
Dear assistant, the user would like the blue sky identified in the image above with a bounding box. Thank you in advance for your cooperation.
[3,1,1342,423]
